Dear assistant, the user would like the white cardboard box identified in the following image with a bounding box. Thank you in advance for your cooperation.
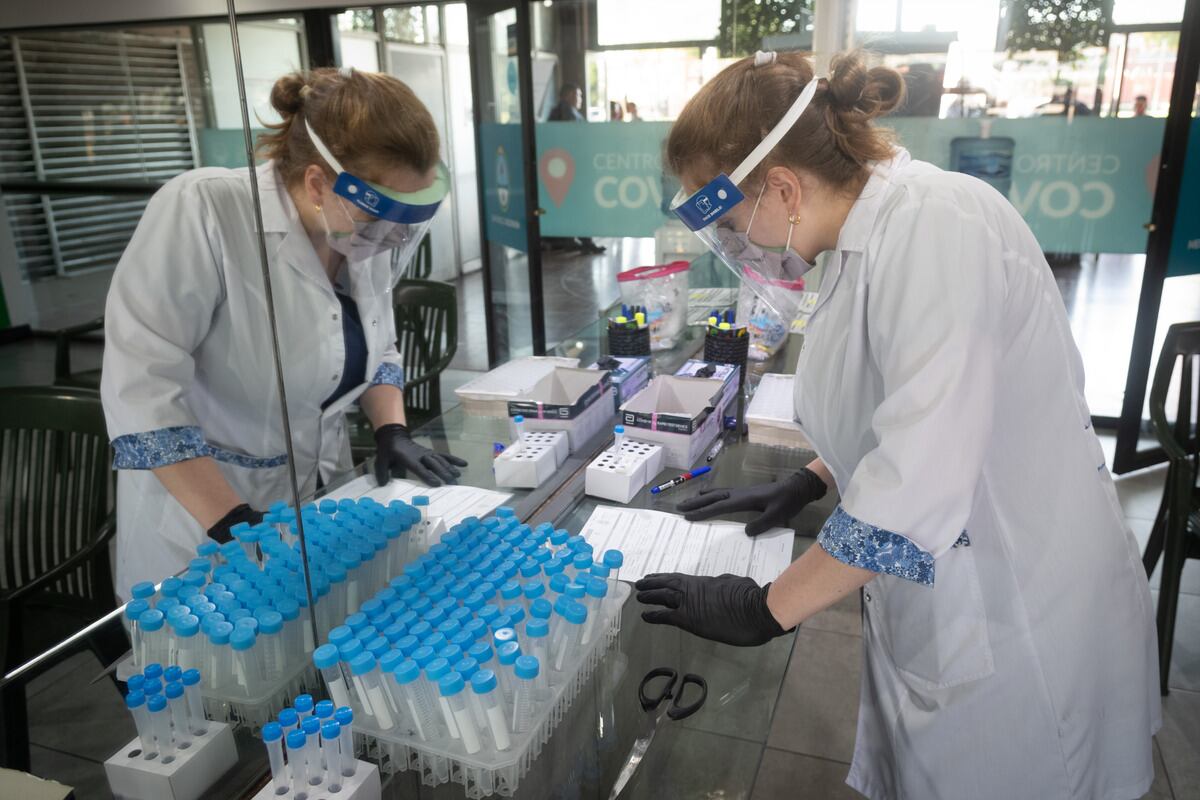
[587,355,651,411]
[746,373,812,450]
[454,356,580,417]
[508,368,615,452]
[619,375,734,469]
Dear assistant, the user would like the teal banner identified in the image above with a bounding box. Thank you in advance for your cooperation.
[1168,117,1200,278]
[479,122,527,253]
[534,118,1166,255]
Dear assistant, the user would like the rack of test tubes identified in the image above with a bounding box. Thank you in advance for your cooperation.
[123,495,443,731]
[106,664,238,800]
[252,695,381,800]
[311,508,628,798]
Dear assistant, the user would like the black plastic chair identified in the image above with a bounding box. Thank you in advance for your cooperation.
[52,316,104,390]
[390,231,433,281]
[0,386,126,770]
[1141,321,1200,696]
[348,279,459,463]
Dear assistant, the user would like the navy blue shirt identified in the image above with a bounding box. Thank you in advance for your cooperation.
[322,292,368,410]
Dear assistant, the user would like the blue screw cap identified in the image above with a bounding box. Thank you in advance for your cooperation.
[514,654,540,680]
[262,721,282,742]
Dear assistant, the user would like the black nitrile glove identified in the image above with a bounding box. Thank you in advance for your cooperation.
[675,468,827,536]
[374,423,468,487]
[207,503,263,545]
[636,573,791,647]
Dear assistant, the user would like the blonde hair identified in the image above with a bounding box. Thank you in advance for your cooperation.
[257,68,439,186]
[666,50,904,192]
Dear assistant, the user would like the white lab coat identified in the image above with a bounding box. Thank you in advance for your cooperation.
[793,150,1161,799]
[101,161,405,600]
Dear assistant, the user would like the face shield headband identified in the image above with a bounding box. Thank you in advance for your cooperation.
[669,64,822,318]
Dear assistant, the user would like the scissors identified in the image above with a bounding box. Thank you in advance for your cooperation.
[607,667,708,799]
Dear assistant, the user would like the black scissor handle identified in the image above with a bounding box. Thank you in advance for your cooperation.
[638,667,677,711]
[666,673,707,721]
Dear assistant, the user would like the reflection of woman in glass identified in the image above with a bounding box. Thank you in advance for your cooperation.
[643,50,1159,798]
[102,69,465,600]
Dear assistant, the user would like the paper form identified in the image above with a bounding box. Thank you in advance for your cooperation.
[578,506,795,585]
[322,475,512,528]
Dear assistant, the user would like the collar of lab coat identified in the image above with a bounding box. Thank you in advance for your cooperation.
[253,160,338,292]
[810,148,913,318]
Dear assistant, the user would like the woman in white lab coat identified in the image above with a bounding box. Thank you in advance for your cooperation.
[101,68,466,600]
[639,51,1160,799]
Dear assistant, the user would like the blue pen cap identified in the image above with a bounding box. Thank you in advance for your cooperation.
[125,689,146,710]
[526,618,549,639]
[469,668,500,698]
[182,669,201,687]
[165,681,184,700]
[125,598,149,622]
[425,657,451,682]
[439,672,465,697]
[278,707,299,728]
[321,721,341,742]
[164,665,182,683]
[231,628,257,651]
[514,654,540,680]
[302,716,321,736]
[131,581,157,601]
[497,641,521,665]
[286,729,306,750]
[147,694,167,713]
[314,644,340,670]
[262,721,283,742]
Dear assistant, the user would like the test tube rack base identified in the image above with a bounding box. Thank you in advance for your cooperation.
[104,721,237,800]
[493,431,569,489]
[356,582,630,798]
[201,662,321,734]
[247,759,382,800]
[585,439,665,504]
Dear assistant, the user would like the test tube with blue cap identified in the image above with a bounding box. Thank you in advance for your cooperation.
[511,655,540,734]
[285,728,308,797]
[471,670,512,751]
[334,706,357,777]
[552,601,587,672]
[321,722,343,792]
[495,641,521,707]
[131,579,157,605]
[524,618,552,696]
[511,415,526,452]
[603,548,625,585]
[125,690,157,758]
[313,644,354,710]
[440,672,481,754]
[262,722,288,795]
[350,652,396,730]
[147,693,175,763]
[301,716,322,786]
[164,681,192,749]
[581,577,609,645]
[181,668,207,735]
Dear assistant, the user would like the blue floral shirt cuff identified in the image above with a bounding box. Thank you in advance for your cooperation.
[370,362,405,389]
[112,425,287,470]
[818,505,938,586]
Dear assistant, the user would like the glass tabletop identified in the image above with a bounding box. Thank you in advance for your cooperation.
[7,311,815,800]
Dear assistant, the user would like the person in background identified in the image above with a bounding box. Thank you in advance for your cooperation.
[548,82,584,121]
[609,100,624,121]
[101,68,466,600]
[644,49,1159,799]
[625,100,642,121]
[1134,94,1149,116]
[544,81,606,254]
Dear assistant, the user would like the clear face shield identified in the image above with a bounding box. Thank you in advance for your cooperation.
[669,69,821,320]
[305,119,448,281]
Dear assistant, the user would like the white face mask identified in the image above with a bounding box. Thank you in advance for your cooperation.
[718,183,814,281]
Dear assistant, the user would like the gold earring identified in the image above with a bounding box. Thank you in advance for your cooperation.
[787,213,801,224]
[314,203,322,213]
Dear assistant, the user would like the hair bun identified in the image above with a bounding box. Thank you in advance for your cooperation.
[270,72,308,117]
[827,52,904,119]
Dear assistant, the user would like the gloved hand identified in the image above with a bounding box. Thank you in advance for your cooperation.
[207,503,263,545]
[675,468,827,536]
[636,573,791,647]
[374,423,468,487]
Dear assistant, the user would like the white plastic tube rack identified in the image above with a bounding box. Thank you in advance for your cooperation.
[585,438,665,503]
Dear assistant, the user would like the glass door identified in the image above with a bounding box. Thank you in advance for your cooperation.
[468,0,546,364]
